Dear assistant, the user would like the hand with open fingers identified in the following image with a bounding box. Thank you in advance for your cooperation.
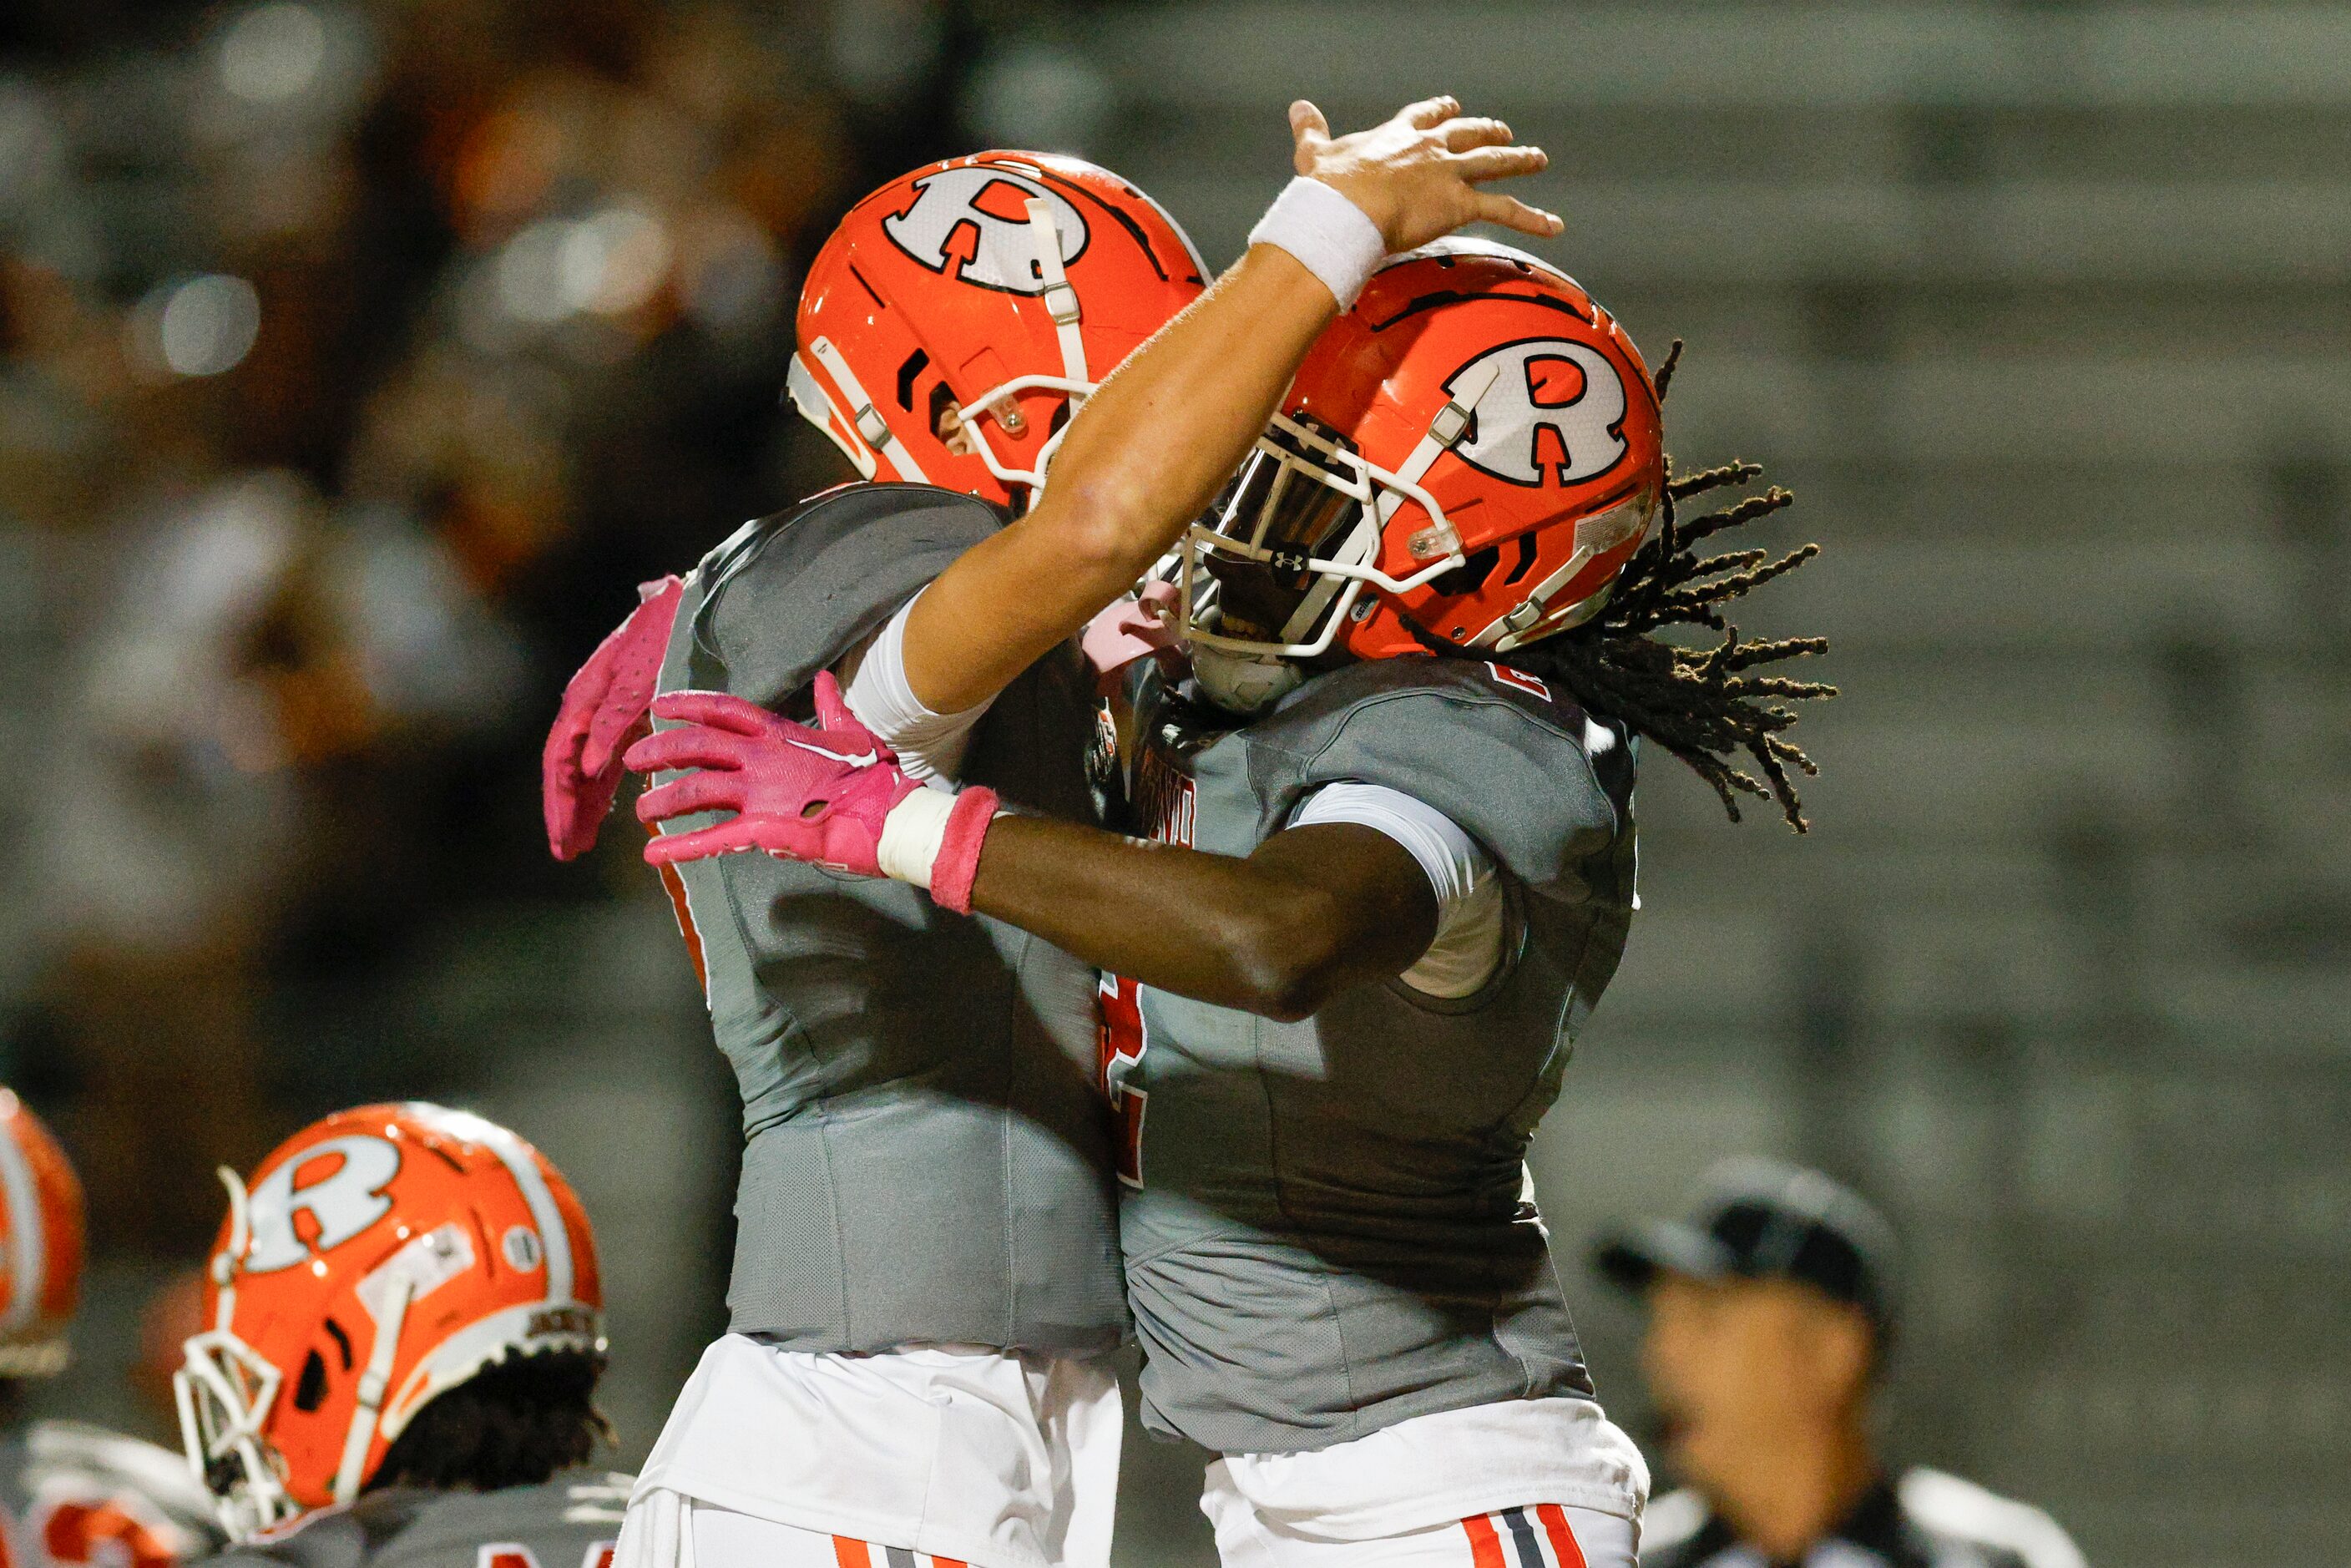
[624,672,1002,913]
[1287,95,1560,254]
[543,574,685,862]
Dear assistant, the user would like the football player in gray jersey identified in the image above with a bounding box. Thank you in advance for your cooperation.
[550,104,1565,1568]
[3,1090,222,1568]
[174,1105,624,1568]
[632,226,1834,1564]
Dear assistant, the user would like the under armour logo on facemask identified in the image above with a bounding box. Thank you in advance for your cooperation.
[882,165,1090,294]
[1444,339,1630,487]
[241,1136,402,1272]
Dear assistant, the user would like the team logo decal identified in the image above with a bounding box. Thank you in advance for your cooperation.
[882,165,1090,295]
[1444,338,1629,487]
[1486,661,1553,702]
[242,1135,402,1273]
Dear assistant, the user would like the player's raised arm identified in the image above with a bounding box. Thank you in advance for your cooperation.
[898,95,1558,716]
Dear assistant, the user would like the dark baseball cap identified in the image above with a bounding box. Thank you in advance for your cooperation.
[1591,1158,1900,1334]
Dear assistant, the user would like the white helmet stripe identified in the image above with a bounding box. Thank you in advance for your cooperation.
[403,1105,575,1305]
[0,1116,42,1333]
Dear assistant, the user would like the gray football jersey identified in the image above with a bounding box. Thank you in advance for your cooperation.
[653,483,1126,1355]
[0,1420,222,1566]
[192,1472,630,1568]
[1107,655,1638,1454]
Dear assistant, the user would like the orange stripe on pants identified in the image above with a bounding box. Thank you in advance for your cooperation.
[1462,1513,1509,1568]
[1535,1505,1587,1568]
[830,1537,867,1568]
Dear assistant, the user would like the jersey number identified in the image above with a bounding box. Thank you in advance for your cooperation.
[32,1500,179,1568]
[1096,974,1148,1189]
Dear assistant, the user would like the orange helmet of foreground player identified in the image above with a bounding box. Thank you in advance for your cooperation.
[175,1104,603,1540]
[788,150,1207,508]
[1175,238,1666,664]
[0,1089,85,1378]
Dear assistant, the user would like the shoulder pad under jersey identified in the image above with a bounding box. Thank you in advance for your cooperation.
[1245,655,1635,898]
[689,483,1009,707]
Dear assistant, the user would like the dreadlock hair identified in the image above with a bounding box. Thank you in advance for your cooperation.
[1494,341,1837,830]
[367,1349,610,1495]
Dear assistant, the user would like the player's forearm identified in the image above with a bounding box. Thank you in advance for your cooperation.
[902,245,1334,715]
[969,814,1435,1020]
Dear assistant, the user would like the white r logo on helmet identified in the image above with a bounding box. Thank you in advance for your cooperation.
[882,166,1090,295]
[1444,339,1629,487]
[242,1136,402,1273]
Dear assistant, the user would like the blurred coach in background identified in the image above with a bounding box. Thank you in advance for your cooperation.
[1593,1160,2086,1568]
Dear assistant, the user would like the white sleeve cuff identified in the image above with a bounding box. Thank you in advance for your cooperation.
[1248,176,1388,311]
[1290,781,1507,999]
[838,590,993,782]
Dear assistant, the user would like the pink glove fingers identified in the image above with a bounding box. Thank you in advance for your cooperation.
[579,577,686,776]
[635,771,755,825]
[647,688,781,736]
[623,724,756,777]
[645,818,777,867]
[542,574,685,861]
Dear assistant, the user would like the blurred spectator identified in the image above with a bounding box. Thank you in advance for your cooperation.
[0,0,869,1253]
[1592,1161,2087,1568]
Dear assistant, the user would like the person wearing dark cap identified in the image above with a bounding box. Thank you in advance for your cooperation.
[1591,1159,2086,1568]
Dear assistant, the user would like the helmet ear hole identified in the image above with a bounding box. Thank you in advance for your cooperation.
[1500,534,1540,587]
[928,380,959,442]
[293,1348,330,1413]
[1428,546,1499,600]
[895,350,930,412]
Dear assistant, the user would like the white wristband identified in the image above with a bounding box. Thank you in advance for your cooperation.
[1248,176,1387,310]
[877,785,959,889]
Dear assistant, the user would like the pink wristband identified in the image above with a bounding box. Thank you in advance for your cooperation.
[928,786,1001,916]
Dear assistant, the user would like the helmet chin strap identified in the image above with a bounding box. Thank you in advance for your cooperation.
[953,201,1092,500]
[331,1270,414,1505]
[1025,198,1088,387]
[801,337,932,483]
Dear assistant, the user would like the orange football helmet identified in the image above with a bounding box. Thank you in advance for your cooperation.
[0,1088,85,1378]
[787,150,1207,508]
[174,1104,604,1540]
[1175,238,1666,664]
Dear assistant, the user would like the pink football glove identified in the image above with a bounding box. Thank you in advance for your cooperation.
[543,575,685,861]
[624,672,999,914]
